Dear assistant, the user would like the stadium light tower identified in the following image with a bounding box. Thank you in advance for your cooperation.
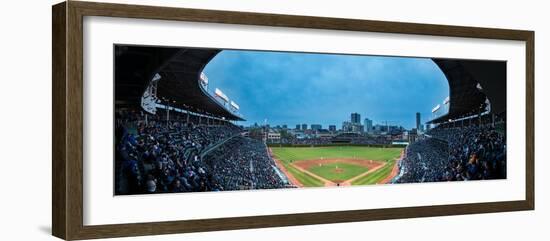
[214,88,229,107]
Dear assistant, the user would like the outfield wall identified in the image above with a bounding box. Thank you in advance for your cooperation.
[266,143,407,148]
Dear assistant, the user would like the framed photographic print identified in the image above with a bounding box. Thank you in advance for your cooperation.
[52,1,534,240]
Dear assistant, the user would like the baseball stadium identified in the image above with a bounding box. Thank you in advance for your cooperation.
[114,45,506,195]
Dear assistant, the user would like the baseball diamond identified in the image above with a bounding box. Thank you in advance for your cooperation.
[270,146,403,187]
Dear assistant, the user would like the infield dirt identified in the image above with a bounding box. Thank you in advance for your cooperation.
[291,158,386,186]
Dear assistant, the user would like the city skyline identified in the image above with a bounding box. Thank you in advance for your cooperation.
[203,50,449,129]
[245,111,416,131]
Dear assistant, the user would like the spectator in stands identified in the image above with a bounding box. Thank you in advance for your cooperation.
[396,124,506,183]
[115,109,287,195]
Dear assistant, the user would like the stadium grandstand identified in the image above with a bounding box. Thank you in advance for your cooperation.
[394,60,507,183]
[114,46,289,194]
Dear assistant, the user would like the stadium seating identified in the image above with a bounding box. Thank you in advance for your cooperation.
[396,125,506,183]
[203,136,288,190]
[114,109,286,194]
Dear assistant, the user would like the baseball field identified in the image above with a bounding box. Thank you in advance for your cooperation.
[270,146,403,187]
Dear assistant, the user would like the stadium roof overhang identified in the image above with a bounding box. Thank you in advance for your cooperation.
[115,46,244,121]
[427,59,506,124]
[116,46,504,124]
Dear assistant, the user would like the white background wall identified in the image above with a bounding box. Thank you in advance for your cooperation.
[0,0,547,240]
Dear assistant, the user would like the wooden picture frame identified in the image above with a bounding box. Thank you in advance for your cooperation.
[52,1,534,240]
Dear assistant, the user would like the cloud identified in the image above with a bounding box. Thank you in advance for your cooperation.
[203,50,448,129]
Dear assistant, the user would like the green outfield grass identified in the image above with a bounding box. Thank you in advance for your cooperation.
[351,160,395,185]
[285,164,324,187]
[271,146,402,187]
[308,162,369,182]
[272,146,402,162]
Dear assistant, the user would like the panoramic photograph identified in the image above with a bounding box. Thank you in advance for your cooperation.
[114,45,507,195]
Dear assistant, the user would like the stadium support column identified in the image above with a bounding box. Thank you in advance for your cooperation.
[186,111,190,123]
[478,109,482,127]
[166,105,170,122]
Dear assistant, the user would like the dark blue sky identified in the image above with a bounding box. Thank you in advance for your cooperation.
[203,50,449,129]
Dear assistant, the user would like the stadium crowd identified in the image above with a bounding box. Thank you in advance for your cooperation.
[204,137,288,190]
[396,138,450,182]
[115,109,286,194]
[349,136,390,145]
[397,124,506,183]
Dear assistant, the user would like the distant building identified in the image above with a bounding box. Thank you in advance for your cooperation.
[316,129,334,138]
[303,129,315,135]
[328,125,337,132]
[343,121,363,133]
[301,124,307,130]
[416,112,421,131]
[364,118,373,133]
[294,132,306,139]
[374,124,386,133]
[351,112,361,124]
[295,124,300,130]
[311,124,322,131]
[342,121,352,132]
[248,128,265,141]
[386,125,405,135]
[409,128,418,143]
[267,130,281,142]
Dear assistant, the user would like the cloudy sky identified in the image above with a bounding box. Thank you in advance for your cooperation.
[203,49,449,129]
